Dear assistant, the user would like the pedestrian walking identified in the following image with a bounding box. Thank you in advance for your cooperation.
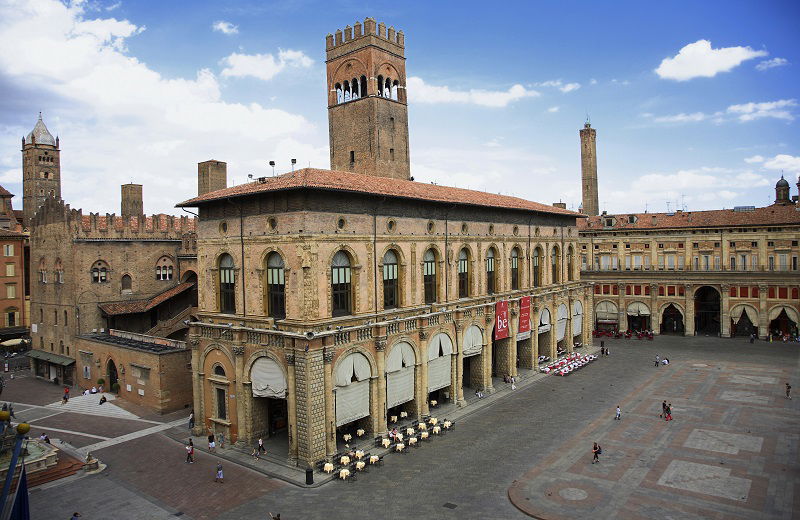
[71,513,82,520]
[660,400,666,418]
[251,445,260,460]
[749,333,755,344]
[185,440,194,463]
[208,433,216,452]
[258,437,266,454]
[615,405,621,420]
[786,382,792,399]
[665,403,673,421]
[600,346,605,356]
[592,442,601,464]
[188,410,194,430]
[215,462,224,483]
[268,513,281,520]
[218,432,225,450]
[606,347,610,356]
[655,354,660,367]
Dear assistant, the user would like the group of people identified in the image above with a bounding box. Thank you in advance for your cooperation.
[654,354,670,366]
[660,400,673,421]
[599,342,611,356]
[251,437,266,459]
[82,385,104,396]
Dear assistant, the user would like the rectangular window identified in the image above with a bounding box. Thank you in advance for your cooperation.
[678,256,685,269]
[678,286,685,296]
[739,286,749,298]
[625,256,631,270]
[458,258,469,298]
[666,254,675,269]
[768,256,774,271]
[3,245,12,257]
[216,388,227,420]
[729,286,736,297]
[714,256,720,270]
[658,286,665,296]
[594,285,601,295]
[389,148,395,161]
[612,285,618,295]
[634,285,642,296]
[793,256,798,271]
[752,286,759,298]
[633,255,642,269]
[740,254,747,271]
[779,287,788,299]
[4,264,13,277]
[779,254,788,271]
[644,285,650,295]
[510,255,519,290]
[693,257,699,270]
[5,284,15,299]
[768,287,775,299]
[667,286,675,296]
[751,241,758,247]
[658,255,664,268]
[382,262,398,309]
[349,151,355,164]
[625,285,631,295]
[423,260,436,304]
[600,256,610,270]
[611,256,618,270]
[729,257,735,270]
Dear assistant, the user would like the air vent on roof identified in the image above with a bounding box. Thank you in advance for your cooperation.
[665,212,675,216]
[733,206,755,212]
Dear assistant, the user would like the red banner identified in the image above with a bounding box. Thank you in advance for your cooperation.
[495,300,510,340]
[518,296,531,334]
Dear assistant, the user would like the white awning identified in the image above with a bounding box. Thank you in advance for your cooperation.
[730,304,758,325]
[462,325,483,357]
[335,352,371,387]
[386,342,415,373]
[626,301,650,316]
[428,333,453,361]
[387,368,414,408]
[557,304,568,341]
[336,379,370,426]
[573,301,583,336]
[595,301,618,322]
[769,305,799,323]
[250,357,287,398]
[427,355,451,392]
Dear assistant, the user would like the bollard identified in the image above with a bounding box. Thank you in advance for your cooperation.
[305,467,314,485]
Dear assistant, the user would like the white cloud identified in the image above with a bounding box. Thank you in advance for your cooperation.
[220,49,313,82]
[105,1,122,11]
[727,99,796,121]
[589,78,597,85]
[534,79,580,93]
[763,154,800,173]
[407,77,539,108]
[755,57,788,71]
[0,0,319,213]
[546,106,559,113]
[744,155,764,164]
[655,40,767,81]
[212,20,239,35]
[653,112,708,123]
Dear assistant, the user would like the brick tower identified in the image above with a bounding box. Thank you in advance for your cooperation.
[22,113,61,227]
[579,121,599,216]
[326,18,411,180]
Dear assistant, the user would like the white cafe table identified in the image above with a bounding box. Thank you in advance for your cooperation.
[323,463,334,473]
[356,461,365,470]
[420,431,429,440]
[355,450,365,460]
[339,469,350,480]
[395,443,405,452]
[382,438,391,448]
[343,434,352,442]
[433,426,441,435]
[369,455,380,464]
[340,455,350,465]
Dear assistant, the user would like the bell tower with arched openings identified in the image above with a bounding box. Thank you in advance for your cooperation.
[326,18,411,181]
[22,113,62,227]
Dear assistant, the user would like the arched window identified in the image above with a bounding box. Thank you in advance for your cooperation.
[54,310,58,325]
[64,309,68,327]
[156,256,174,281]
[551,246,560,284]
[121,274,132,292]
[423,249,437,304]
[213,364,226,377]
[54,258,63,283]
[335,83,343,104]
[351,77,359,99]
[59,341,64,354]
[266,252,286,320]
[391,80,399,100]
[567,246,574,281]
[38,258,47,283]
[331,251,352,317]
[383,250,399,309]
[486,248,496,294]
[384,77,391,97]
[533,247,543,287]
[343,80,351,102]
[218,254,236,314]
[360,75,367,97]
[458,248,470,298]
[511,248,520,290]
[377,75,384,97]
[91,260,109,283]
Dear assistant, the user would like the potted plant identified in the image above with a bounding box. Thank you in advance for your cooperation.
[111,382,120,394]
[96,378,105,386]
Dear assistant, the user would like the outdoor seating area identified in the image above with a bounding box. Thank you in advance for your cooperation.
[539,353,598,376]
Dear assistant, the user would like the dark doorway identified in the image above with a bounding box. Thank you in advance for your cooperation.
[770,309,797,338]
[107,359,119,391]
[732,311,756,337]
[661,305,684,335]
[627,314,651,331]
[694,286,721,335]
[462,356,473,392]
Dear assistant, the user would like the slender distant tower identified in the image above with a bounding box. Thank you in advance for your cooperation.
[326,18,411,180]
[22,113,61,226]
[579,121,599,216]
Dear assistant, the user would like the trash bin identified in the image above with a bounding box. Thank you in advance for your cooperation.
[305,467,314,485]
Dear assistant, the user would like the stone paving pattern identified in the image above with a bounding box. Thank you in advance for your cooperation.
[21,336,800,519]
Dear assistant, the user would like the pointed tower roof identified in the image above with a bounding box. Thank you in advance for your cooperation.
[25,113,56,146]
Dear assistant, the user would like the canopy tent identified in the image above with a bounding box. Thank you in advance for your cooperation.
[556,304,568,341]
[250,357,287,398]
[335,352,371,426]
[572,301,583,336]
[730,304,758,325]
[595,301,618,323]
[538,308,551,333]
[768,305,799,323]
[462,325,483,357]
[0,338,27,347]
[386,342,415,409]
[626,302,650,316]
[427,333,453,392]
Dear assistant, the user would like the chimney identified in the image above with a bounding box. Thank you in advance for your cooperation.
[198,160,227,196]
[552,202,567,209]
[121,184,143,217]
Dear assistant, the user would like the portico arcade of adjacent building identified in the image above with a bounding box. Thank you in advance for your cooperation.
[179,168,590,467]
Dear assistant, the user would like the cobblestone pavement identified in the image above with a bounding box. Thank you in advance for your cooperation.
[27,336,800,519]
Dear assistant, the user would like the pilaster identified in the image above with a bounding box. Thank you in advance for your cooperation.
[322,347,335,457]
[232,344,246,444]
[684,284,695,336]
[189,335,204,436]
[374,338,387,435]
[720,284,731,337]
[285,351,298,462]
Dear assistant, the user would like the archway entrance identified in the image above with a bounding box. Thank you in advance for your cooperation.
[730,305,758,337]
[386,342,416,421]
[427,333,453,405]
[694,286,721,335]
[107,359,118,391]
[334,352,372,448]
[250,357,288,456]
[537,309,552,362]
[660,304,684,335]
[595,301,618,331]
[556,304,568,356]
[626,302,651,331]
[572,301,583,345]
[461,325,483,396]
[769,307,799,338]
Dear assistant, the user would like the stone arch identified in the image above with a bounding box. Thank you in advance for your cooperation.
[333,345,377,379]
[201,343,236,372]
[324,244,361,268]
[658,301,684,316]
[244,349,287,381]
[387,337,421,367]
[730,303,760,337]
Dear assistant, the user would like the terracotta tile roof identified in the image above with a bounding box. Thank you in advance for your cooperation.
[0,185,13,197]
[79,214,196,232]
[177,168,583,217]
[578,204,800,231]
[99,282,194,316]
[0,229,27,238]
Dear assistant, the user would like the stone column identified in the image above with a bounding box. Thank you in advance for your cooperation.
[322,347,335,457]
[292,347,326,467]
[758,284,768,339]
[584,288,594,347]
[419,329,430,416]
[684,284,695,336]
[617,283,626,330]
[233,345,246,445]
[285,352,298,463]
[374,338,387,435]
[720,284,731,337]
[483,311,495,393]
[509,306,519,377]
[565,294,574,353]
[188,336,203,436]
[650,284,659,334]
[454,318,465,407]
[549,299,558,359]
[531,306,539,371]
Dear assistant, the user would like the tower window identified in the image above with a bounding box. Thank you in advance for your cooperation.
[349,151,355,164]
[389,148,394,161]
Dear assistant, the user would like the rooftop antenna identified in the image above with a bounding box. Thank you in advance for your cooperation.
[291,158,297,172]
[680,194,686,211]
[585,110,591,126]
[269,161,275,177]
[666,201,671,213]
[644,201,648,213]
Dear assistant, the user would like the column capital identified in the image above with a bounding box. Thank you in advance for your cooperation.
[323,347,335,364]
[375,338,387,351]
[285,352,295,365]
[188,336,200,348]
[231,345,245,356]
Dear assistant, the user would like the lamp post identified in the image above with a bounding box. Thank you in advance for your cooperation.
[0,418,30,515]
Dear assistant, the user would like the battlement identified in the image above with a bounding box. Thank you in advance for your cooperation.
[326,17,404,55]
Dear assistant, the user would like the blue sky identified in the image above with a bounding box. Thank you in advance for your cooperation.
[0,0,798,215]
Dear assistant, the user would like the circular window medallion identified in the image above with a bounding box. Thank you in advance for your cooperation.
[387,219,396,232]
[337,217,346,230]
[427,221,435,234]
[268,217,277,230]
[220,222,228,234]
[513,225,519,236]
[461,223,468,234]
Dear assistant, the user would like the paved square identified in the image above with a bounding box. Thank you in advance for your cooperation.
[656,460,751,501]
[683,429,763,455]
